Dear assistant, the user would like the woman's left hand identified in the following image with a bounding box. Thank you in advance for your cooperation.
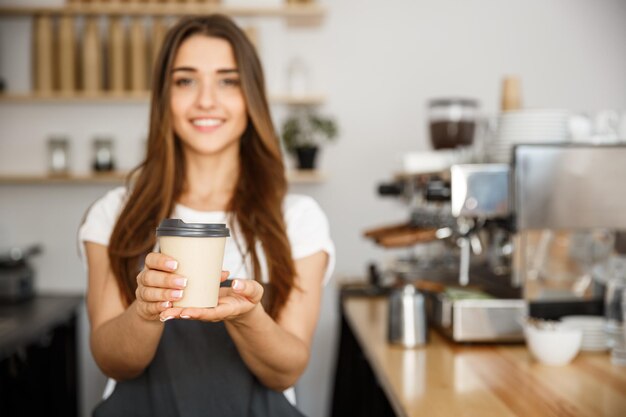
[159,277,264,323]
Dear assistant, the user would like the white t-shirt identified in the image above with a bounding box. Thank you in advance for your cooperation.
[78,186,335,405]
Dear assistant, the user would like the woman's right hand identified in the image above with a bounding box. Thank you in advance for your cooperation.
[134,252,187,322]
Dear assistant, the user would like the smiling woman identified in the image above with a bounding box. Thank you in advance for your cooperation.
[78,14,335,417]
[169,36,248,156]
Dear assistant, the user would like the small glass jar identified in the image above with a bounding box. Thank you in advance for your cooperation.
[428,98,479,150]
[286,57,310,95]
[92,137,115,172]
[47,137,70,175]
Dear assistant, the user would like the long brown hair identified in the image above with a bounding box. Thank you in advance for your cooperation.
[108,15,296,319]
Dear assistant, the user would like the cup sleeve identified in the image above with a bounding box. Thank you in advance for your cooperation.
[286,196,336,286]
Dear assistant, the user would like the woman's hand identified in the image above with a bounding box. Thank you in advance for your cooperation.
[159,277,264,323]
[134,252,188,321]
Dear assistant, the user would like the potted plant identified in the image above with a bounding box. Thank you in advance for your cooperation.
[281,110,338,170]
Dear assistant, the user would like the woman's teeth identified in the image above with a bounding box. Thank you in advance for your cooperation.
[192,118,223,127]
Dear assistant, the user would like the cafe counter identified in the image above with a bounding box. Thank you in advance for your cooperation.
[332,295,626,417]
[0,294,82,416]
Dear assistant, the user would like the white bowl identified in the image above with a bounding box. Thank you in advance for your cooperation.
[524,324,583,366]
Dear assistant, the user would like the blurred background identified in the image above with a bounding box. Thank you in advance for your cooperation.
[0,1,625,417]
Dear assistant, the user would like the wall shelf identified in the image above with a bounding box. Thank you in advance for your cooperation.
[0,170,326,185]
[0,92,326,106]
[270,94,326,106]
[0,172,128,185]
[0,3,328,189]
[286,169,326,184]
[0,4,326,18]
[0,92,150,104]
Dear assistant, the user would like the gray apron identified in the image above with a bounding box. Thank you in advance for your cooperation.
[92,319,305,417]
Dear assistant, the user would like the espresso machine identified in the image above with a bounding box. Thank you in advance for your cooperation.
[370,143,626,342]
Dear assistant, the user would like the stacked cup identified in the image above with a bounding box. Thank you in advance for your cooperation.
[560,316,608,352]
[488,109,570,163]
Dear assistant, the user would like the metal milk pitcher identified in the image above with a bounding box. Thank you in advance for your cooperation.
[387,284,428,348]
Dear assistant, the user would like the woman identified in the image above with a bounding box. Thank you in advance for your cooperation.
[79,15,334,416]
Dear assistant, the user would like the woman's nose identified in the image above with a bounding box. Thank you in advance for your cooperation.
[196,81,217,109]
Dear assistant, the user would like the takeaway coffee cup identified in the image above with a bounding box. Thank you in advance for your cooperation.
[156,219,230,308]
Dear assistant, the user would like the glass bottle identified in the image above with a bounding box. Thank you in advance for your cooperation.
[47,137,70,175]
[92,137,116,172]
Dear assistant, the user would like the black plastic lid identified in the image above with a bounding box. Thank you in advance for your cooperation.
[156,219,230,238]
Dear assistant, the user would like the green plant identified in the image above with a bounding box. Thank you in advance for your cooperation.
[281,111,338,154]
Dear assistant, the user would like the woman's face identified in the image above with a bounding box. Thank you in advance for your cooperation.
[170,35,247,157]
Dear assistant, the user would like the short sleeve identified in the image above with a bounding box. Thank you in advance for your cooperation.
[284,195,335,286]
[77,186,128,268]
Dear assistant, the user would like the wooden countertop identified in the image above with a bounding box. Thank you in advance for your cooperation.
[343,296,626,417]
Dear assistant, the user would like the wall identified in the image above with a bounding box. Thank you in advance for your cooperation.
[1,1,626,416]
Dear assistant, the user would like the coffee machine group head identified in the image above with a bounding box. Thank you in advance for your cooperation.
[450,164,511,286]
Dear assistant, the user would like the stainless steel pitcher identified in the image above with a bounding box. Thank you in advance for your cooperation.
[387,284,428,348]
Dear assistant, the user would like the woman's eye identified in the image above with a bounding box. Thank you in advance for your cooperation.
[174,78,195,87]
[219,78,241,87]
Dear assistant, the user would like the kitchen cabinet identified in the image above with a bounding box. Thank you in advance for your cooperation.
[332,302,396,417]
[0,295,82,416]
[332,294,626,417]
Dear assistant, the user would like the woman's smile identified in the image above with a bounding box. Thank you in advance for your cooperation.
[191,117,226,133]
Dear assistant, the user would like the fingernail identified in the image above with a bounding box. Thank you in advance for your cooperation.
[165,260,178,271]
[160,316,174,323]
[161,301,171,308]
[233,280,243,290]
[171,290,183,299]
[174,277,187,287]
[180,315,191,319]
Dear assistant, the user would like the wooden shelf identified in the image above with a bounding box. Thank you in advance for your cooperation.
[0,170,326,185]
[270,94,326,106]
[0,92,326,106]
[0,92,150,103]
[0,172,128,185]
[286,169,326,183]
[0,4,326,18]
